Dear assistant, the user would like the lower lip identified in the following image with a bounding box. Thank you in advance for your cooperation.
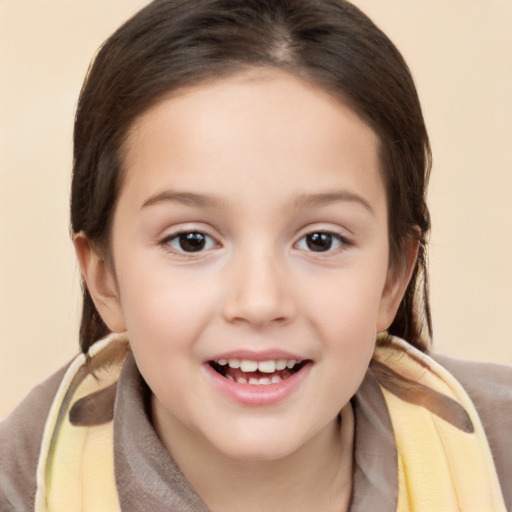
[203,363,311,407]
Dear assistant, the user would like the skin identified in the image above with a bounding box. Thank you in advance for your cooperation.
[75,68,417,511]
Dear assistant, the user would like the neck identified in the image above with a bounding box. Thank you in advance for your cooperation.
[152,401,354,512]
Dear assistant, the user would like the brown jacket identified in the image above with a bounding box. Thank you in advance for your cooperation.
[1,353,511,511]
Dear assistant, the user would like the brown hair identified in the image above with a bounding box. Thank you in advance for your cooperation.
[71,0,432,353]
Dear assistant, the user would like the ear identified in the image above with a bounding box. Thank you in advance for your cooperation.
[73,233,126,333]
[377,235,419,332]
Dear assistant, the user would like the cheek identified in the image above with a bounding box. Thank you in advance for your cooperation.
[301,263,387,377]
[302,264,387,333]
[115,258,221,354]
[320,300,377,375]
[116,267,220,397]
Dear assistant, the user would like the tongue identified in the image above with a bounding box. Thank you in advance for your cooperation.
[224,367,292,381]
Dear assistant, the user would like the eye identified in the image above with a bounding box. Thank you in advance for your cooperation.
[163,231,217,253]
[295,232,346,253]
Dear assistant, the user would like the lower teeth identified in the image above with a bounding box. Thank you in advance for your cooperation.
[227,374,284,385]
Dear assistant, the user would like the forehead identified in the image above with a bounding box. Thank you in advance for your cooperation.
[121,68,384,213]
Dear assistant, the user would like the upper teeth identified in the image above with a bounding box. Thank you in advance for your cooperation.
[217,358,298,373]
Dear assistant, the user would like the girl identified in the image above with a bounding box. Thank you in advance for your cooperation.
[1,1,510,511]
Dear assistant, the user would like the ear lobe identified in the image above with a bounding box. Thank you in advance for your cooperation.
[73,233,126,333]
[377,237,419,332]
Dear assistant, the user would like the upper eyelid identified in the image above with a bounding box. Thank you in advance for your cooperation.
[161,230,218,244]
[159,224,220,241]
[294,225,352,242]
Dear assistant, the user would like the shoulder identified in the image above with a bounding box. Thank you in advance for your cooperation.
[433,353,512,417]
[432,353,512,508]
[0,364,69,512]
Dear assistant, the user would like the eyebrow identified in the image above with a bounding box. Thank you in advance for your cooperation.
[141,189,374,215]
[141,191,225,210]
[293,191,375,216]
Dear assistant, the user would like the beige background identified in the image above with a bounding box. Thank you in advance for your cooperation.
[1,0,511,420]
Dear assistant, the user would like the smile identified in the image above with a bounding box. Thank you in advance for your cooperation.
[204,353,312,406]
[209,358,307,385]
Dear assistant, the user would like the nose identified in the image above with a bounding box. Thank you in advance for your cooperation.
[221,247,296,328]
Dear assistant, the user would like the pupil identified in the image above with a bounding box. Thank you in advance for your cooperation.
[306,233,332,252]
[180,232,206,252]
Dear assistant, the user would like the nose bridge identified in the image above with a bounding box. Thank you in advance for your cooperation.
[222,240,294,327]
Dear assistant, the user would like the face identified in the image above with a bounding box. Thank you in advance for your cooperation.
[89,69,409,462]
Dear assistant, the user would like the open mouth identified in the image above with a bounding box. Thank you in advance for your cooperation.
[208,358,309,386]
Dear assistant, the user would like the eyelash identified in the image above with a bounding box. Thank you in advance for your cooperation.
[159,231,218,255]
[159,229,351,255]
[295,231,351,254]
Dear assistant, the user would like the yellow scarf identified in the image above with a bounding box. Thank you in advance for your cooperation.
[35,333,506,511]
[372,335,506,511]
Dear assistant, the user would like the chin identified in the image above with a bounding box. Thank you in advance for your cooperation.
[222,442,299,463]
[206,423,313,463]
